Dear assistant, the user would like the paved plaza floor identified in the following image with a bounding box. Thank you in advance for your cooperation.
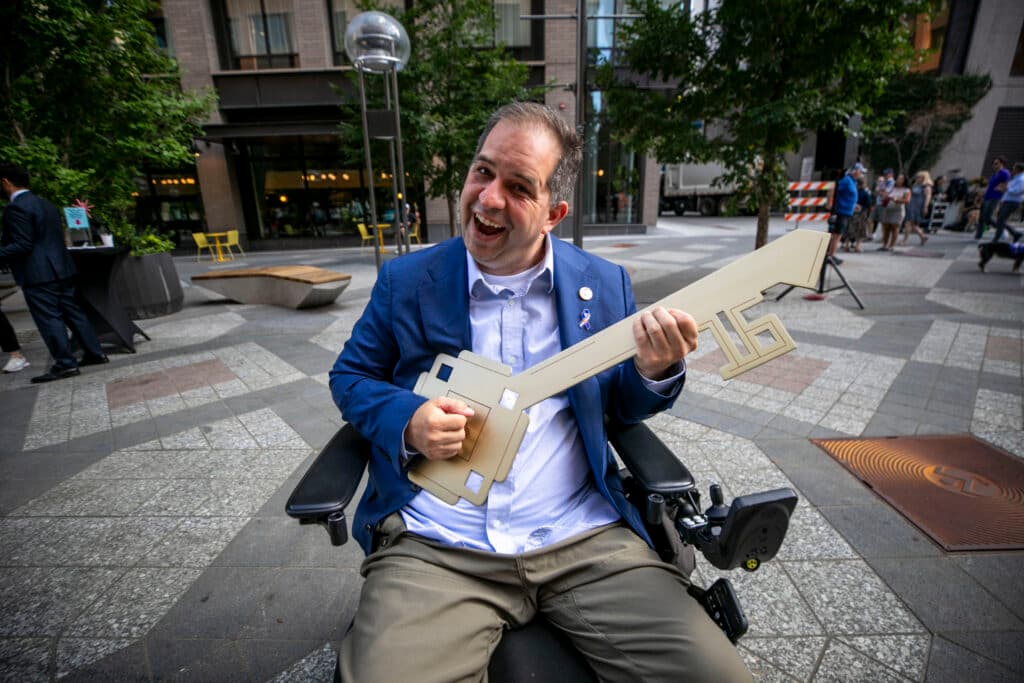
[0,217,1021,681]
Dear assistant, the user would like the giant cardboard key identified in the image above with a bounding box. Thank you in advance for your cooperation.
[411,229,829,505]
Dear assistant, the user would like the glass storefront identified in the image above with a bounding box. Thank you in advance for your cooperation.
[134,169,205,247]
[239,135,403,242]
[584,0,642,224]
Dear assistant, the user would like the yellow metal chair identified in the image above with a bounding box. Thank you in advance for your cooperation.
[192,233,216,262]
[408,220,422,245]
[356,223,389,247]
[356,223,373,247]
[225,229,245,258]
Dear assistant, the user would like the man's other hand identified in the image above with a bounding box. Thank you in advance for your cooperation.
[633,307,699,380]
[405,397,475,460]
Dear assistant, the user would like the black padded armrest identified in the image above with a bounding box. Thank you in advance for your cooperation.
[609,421,694,495]
[286,423,370,541]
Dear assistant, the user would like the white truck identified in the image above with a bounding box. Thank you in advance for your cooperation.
[658,161,739,216]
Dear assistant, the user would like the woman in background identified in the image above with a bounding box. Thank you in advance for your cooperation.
[900,170,933,246]
[880,173,911,251]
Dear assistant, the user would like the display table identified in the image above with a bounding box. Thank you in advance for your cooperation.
[68,247,150,353]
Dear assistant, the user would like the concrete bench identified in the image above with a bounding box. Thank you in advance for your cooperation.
[191,265,351,309]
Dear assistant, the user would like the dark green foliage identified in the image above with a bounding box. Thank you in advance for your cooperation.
[399,0,535,236]
[598,0,931,248]
[862,72,991,176]
[0,0,214,227]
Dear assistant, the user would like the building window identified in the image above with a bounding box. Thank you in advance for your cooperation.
[218,0,298,70]
[327,0,404,66]
[495,0,531,48]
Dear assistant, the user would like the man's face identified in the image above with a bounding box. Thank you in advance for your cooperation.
[993,159,1004,172]
[461,120,569,275]
[0,178,11,200]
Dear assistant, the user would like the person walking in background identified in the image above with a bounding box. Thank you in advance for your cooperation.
[0,163,108,383]
[976,156,1010,240]
[990,161,1024,244]
[871,168,895,238]
[879,173,910,251]
[828,163,864,264]
[1,307,29,372]
[900,170,932,246]
[845,175,872,253]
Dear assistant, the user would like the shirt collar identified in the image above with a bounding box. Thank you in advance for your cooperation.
[9,189,28,202]
[467,234,555,300]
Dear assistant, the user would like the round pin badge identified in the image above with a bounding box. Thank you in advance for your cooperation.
[578,286,593,301]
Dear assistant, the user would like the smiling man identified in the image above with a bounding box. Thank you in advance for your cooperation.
[329,102,749,682]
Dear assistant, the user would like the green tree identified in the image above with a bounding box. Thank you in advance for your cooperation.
[598,0,931,249]
[0,0,213,226]
[396,0,533,237]
[862,72,991,177]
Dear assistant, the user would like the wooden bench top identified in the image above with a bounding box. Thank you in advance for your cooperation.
[192,265,351,285]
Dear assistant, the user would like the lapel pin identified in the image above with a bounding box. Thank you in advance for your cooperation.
[578,286,593,301]
[579,308,592,331]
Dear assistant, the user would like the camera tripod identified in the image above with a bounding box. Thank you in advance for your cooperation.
[775,255,865,309]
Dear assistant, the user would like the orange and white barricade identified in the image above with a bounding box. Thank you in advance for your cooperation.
[785,181,833,222]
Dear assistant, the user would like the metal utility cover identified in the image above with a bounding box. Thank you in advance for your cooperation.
[813,435,1024,551]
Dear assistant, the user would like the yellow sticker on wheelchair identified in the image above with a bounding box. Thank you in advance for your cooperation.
[744,558,760,572]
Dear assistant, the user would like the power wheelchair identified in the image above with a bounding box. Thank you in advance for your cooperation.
[286,420,798,681]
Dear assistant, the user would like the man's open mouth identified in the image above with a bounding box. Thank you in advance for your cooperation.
[475,213,505,236]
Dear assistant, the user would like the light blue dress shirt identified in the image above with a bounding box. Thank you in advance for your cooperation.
[401,236,682,554]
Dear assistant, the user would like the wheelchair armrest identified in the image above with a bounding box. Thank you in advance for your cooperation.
[609,421,694,496]
[285,423,371,546]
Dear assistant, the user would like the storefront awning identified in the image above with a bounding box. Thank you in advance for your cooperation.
[199,121,342,141]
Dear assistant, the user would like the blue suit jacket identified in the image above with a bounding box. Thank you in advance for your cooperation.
[329,237,682,554]
[0,191,78,287]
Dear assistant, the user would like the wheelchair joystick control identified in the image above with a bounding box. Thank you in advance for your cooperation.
[705,484,729,525]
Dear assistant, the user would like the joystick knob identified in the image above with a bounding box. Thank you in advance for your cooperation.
[706,484,729,524]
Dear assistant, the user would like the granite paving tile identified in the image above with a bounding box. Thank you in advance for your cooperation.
[54,637,136,679]
[0,566,123,637]
[784,560,925,635]
[937,631,1024,676]
[237,568,359,641]
[777,505,858,561]
[817,503,943,559]
[147,566,281,640]
[145,637,251,682]
[739,636,826,682]
[868,557,1024,633]
[700,562,822,637]
[735,649,799,683]
[926,634,1021,683]
[838,634,930,680]
[65,567,204,639]
[951,554,1024,621]
[0,636,51,682]
[813,639,907,682]
[141,516,252,567]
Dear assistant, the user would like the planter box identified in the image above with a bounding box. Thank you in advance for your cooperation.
[112,252,184,320]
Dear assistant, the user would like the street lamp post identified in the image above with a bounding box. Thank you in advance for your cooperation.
[345,12,411,271]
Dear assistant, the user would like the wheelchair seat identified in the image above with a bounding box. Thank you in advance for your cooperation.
[286,421,797,682]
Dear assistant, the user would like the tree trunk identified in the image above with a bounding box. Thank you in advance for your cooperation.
[447,192,460,238]
[756,200,770,249]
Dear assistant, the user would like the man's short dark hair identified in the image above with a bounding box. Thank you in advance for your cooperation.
[473,102,583,207]
[0,163,30,189]
[994,156,1007,168]
[1014,162,1024,174]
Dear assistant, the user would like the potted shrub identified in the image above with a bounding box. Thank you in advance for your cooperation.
[108,223,184,319]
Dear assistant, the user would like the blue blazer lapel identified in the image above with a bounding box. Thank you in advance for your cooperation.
[418,238,471,353]
[553,239,599,351]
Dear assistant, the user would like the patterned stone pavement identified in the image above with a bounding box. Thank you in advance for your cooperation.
[0,217,1020,681]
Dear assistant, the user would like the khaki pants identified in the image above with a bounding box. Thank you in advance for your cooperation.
[339,514,751,683]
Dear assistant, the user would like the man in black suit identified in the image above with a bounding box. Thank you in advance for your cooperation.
[0,163,108,383]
